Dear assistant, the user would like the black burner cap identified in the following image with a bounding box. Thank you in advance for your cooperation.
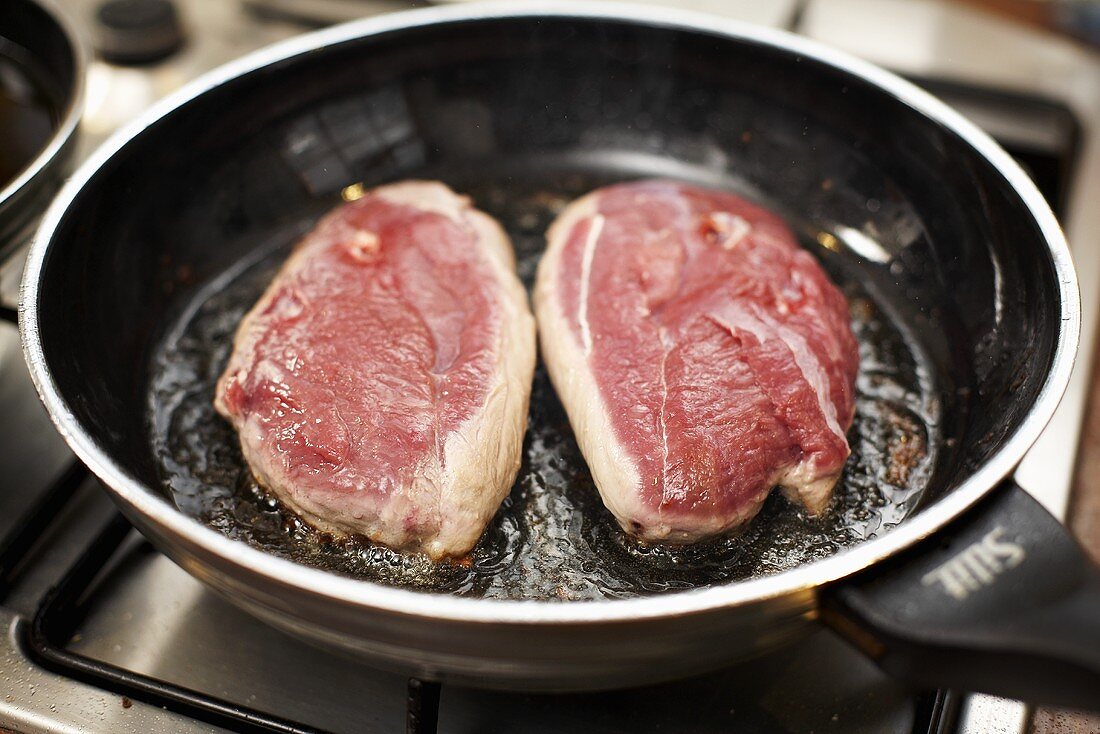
[95,0,185,65]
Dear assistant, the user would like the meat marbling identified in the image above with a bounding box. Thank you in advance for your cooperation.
[215,181,535,560]
[534,180,859,543]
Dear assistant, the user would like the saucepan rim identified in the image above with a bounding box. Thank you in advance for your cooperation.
[19,0,1080,625]
[0,0,86,212]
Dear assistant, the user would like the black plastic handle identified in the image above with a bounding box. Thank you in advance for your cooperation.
[822,478,1100,710]
[0,305,16,324]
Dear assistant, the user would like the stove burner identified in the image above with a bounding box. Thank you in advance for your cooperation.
[94,0,186,65]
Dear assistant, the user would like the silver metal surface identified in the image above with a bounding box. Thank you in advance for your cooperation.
[17,0,1083,690]
[243,0,802,27]
[66,536,916,732]
[0,475,924,733]
[62,0,307,154]
[0,522,925,733]
[0,0,1095,730]
[0,323,72,547]
[956,695,1030,734]
[0,613,231,734]
[0,0,306,308]
[0,0,86,307]
[0,0,86,237]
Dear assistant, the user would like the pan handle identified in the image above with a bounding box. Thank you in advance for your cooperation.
[821,478,1100,710]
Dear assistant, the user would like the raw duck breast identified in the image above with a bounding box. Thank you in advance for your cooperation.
[534,180,859,543]
[215,181,536,559]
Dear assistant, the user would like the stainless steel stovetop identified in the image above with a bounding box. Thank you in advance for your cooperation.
[2,1,1099,732]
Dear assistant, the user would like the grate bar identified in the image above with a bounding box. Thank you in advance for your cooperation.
[0,461,88,599]
[406,678,441,734]
[23,511,336,734]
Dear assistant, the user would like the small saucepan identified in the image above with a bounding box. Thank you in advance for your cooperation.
[17,3,1100,707]
[0,0,83,259]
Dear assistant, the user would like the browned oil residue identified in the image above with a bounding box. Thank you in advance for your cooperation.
[148,175,942,601]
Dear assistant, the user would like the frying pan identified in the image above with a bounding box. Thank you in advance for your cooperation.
[18,2,1100,708]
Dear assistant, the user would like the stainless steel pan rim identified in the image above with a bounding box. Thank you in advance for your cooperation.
[0,0,86,214]
[19,0,1081,625]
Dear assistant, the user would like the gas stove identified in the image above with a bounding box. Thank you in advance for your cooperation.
[1,1,1098,732]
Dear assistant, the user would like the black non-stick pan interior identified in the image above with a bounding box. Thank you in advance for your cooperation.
[36,16,1063,600]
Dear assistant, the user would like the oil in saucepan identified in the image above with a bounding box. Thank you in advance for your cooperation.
[0,41,60,188]
[148,176,941,601]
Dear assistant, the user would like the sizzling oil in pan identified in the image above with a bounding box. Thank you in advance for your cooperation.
[149,174,940,601]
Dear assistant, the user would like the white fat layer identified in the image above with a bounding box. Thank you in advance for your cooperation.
[374,180,470,223]
[577,214,605,356]
[535,194,646,531]
[656,327,671,504]
[432,207,536,559]
[708,212,752,250]
[724,215,752,249]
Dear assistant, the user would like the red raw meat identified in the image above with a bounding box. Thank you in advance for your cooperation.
[535,180,858,543]
[216,181,535,559]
